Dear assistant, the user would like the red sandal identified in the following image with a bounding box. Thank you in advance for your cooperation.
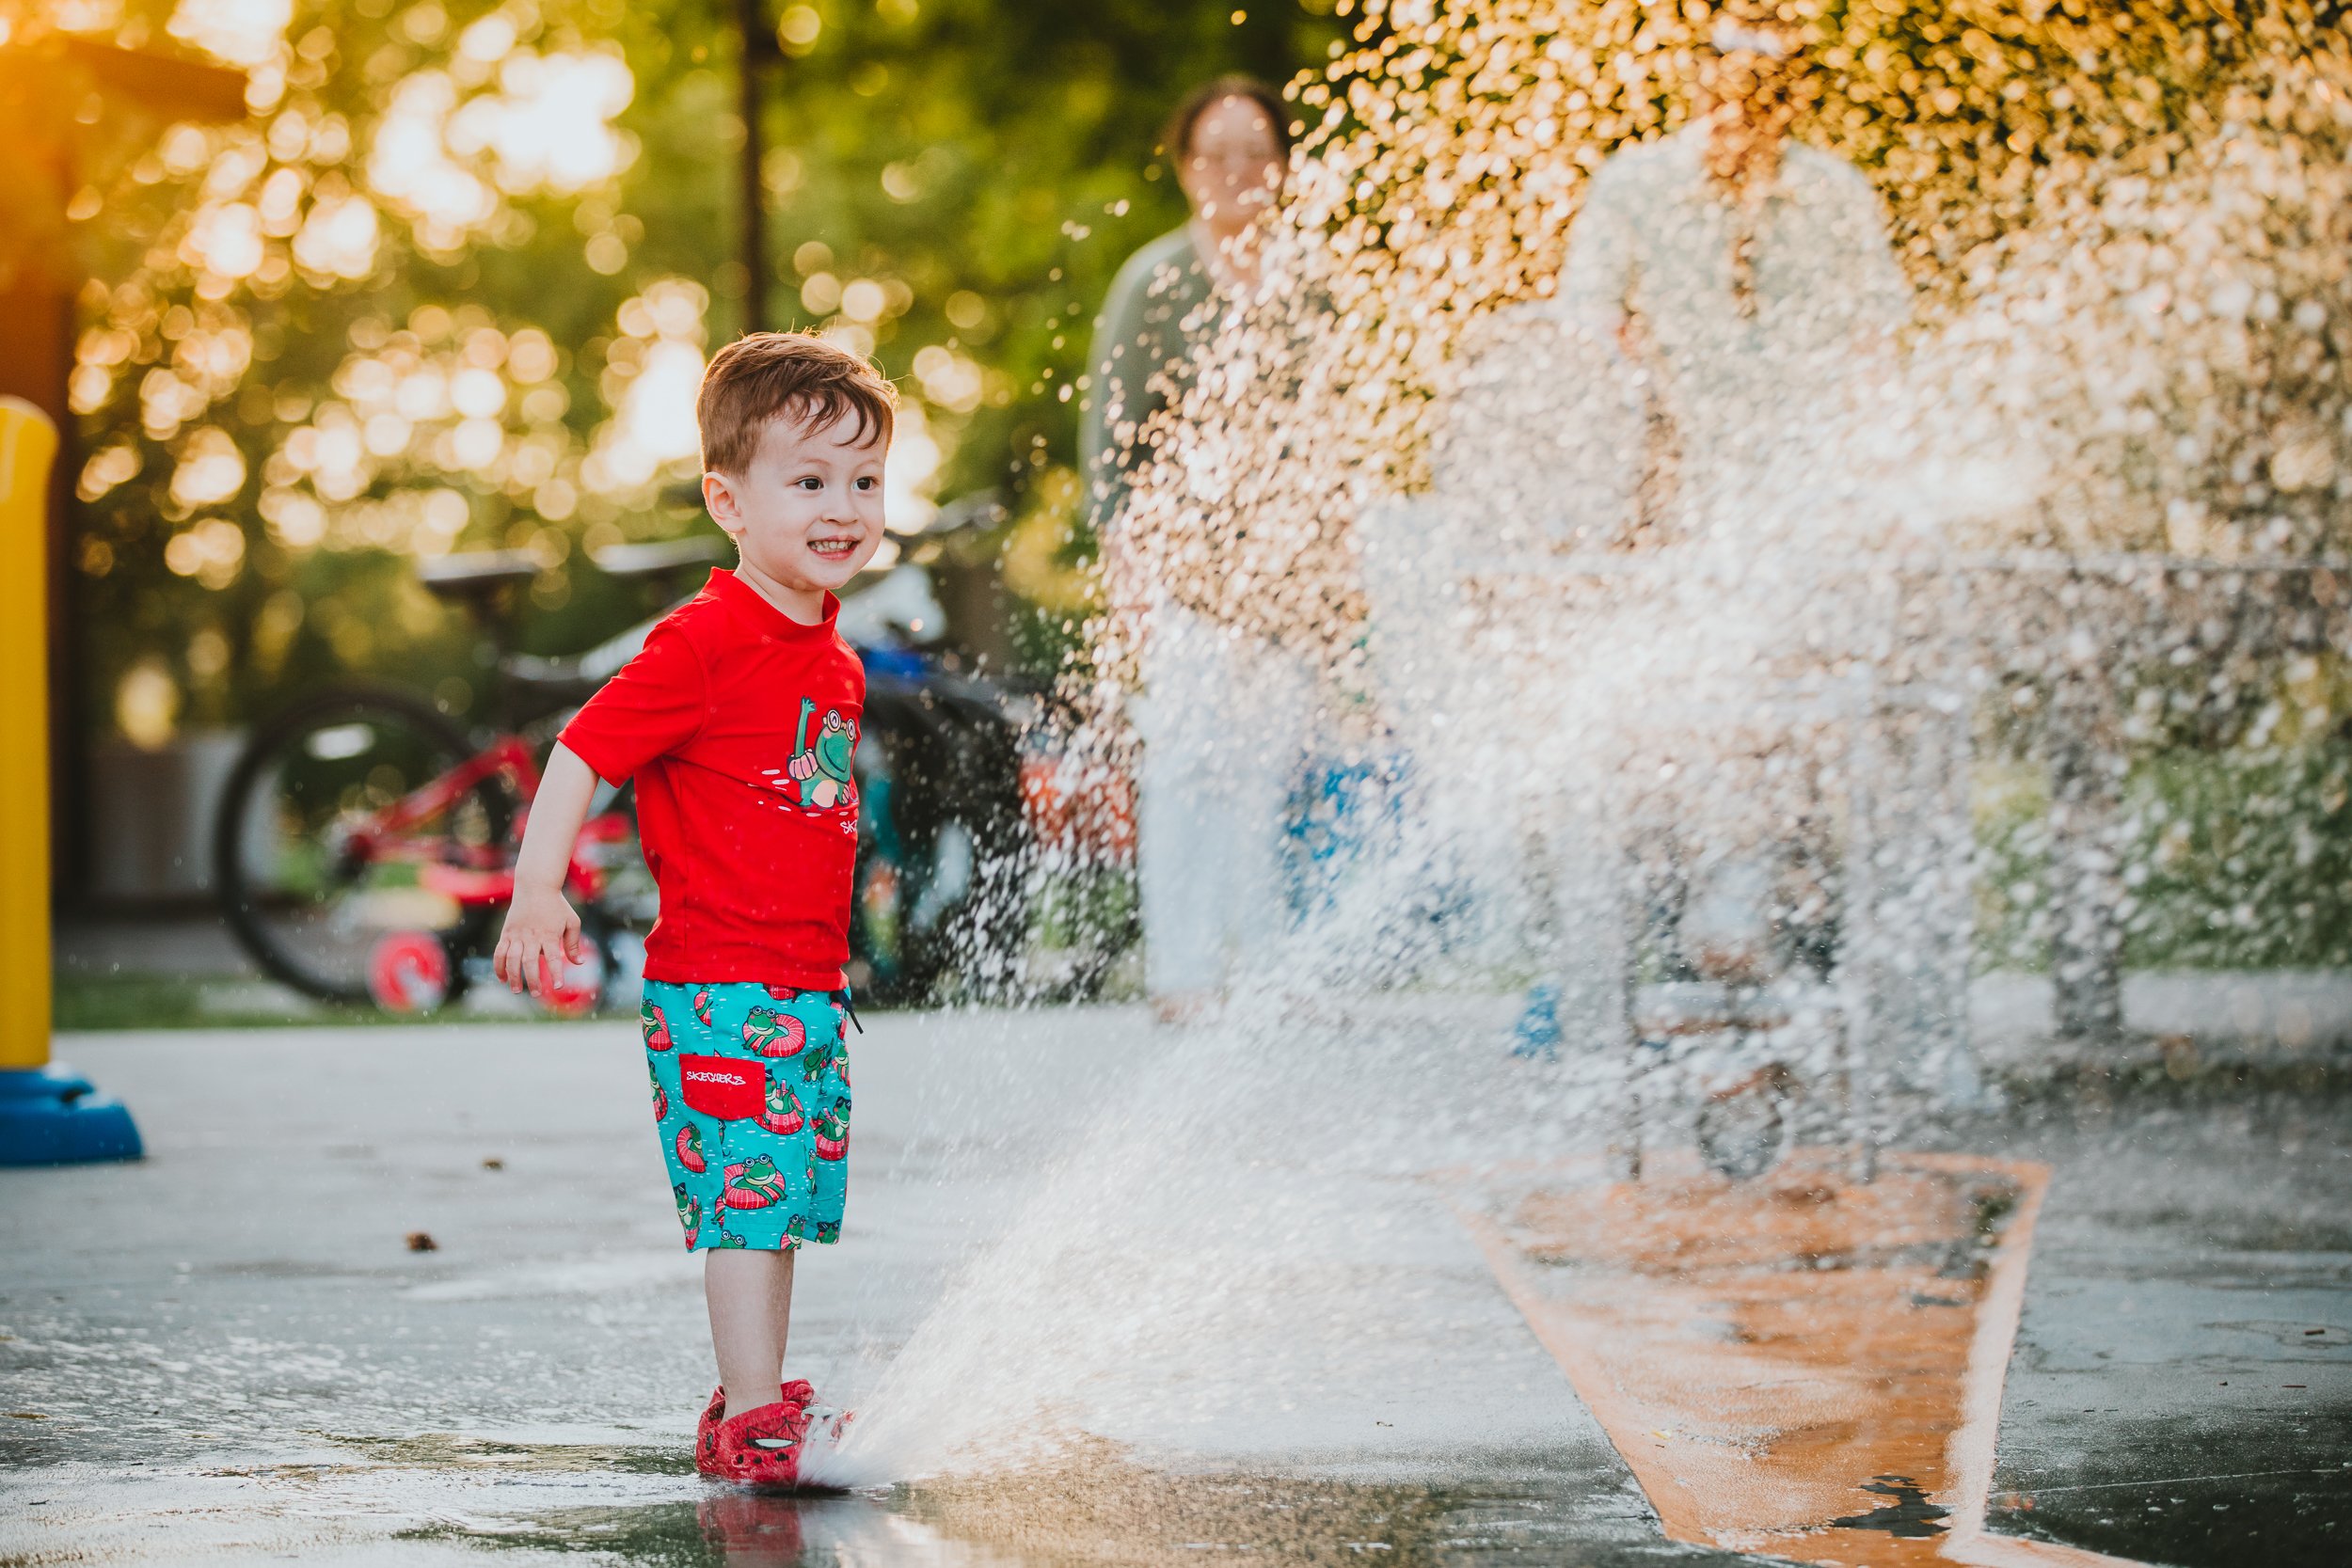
[693,1386,728,1476]
[696,1392,811,1489]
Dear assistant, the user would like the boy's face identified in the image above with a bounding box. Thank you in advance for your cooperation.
[703,407,887,598]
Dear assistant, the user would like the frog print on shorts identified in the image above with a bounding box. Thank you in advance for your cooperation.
[644,980,852,1251]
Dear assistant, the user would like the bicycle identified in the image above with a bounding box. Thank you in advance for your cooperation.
[215,523,1033,1015]
[210,540,707,1014]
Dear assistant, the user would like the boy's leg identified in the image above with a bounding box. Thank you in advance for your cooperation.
[706,1246,794,1412]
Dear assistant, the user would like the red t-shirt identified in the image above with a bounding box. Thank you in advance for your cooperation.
[560,568,865,989]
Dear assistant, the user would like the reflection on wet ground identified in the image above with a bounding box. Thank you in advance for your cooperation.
[401,1441,1719,1567]
[901,1440,1455,1567]
[335,1433,690,1474]
[13,1432,1729,1567]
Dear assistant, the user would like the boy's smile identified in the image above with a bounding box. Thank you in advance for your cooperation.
[702,406,888,623]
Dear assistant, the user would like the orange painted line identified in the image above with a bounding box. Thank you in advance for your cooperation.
[1931,1157,2156,1568]
[1939,1154,2047,1548]
[1454,1150,2026,1560]
[1445,1150,2155,1568]
[1942,1535,2158,1568]
[1453,1198,1727,1548]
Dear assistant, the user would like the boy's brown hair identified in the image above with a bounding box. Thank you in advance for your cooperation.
[698,331,897,474]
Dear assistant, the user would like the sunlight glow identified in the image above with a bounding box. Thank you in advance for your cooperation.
[371,51,634,249]
[291,191,381,279]
[584,279,708,497]
[885,401,942,532]
[168,426,247,509]
[182,203,264,279]
[452,51,636,195]
[167,0,292,68]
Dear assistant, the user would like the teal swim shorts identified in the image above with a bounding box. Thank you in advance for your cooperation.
[642,980,851,1252]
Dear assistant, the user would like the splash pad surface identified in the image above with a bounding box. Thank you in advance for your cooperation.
[1,1015,2347,1565]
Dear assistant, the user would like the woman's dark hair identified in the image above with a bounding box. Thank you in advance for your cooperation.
[1158,74,1294,166]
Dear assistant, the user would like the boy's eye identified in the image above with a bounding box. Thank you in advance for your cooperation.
[855,476,878,491]
[797,476,823,490]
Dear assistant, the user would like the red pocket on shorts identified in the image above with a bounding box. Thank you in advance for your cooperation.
[678,1055,763,1121]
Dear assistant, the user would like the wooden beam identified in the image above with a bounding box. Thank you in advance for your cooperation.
[60,35,248,125]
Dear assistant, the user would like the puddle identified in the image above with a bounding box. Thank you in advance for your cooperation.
[412,1442,1730,1567]
[402,1497,932,1566]
[901,1441,1454,1565]
[1826,1474,1950,1540]
[328,1432,688,1476]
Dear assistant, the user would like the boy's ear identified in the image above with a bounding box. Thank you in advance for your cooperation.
[702,469,743,537]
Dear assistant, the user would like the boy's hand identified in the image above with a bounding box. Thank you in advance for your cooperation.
[494,883,582,999]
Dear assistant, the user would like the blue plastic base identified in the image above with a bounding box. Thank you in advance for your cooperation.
[0,1064,143,1166]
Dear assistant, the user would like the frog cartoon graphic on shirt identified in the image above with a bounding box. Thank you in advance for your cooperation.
[786,697,858,810]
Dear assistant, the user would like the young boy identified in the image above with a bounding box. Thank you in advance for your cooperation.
[492,331,892,1488]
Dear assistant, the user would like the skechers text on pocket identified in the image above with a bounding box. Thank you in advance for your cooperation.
[678,1055,764,1120]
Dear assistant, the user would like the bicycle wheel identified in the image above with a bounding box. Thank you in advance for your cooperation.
[215,688,515,1003]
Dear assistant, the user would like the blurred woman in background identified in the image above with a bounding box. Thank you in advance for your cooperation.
[1080,77,1310,1021]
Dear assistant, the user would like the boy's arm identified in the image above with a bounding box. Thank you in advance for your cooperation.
[493,743,599,998]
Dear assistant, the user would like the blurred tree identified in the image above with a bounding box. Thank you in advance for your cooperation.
[736,0,1346,668]
[59,0,1347,756]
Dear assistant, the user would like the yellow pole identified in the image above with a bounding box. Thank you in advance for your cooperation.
[0,395,138,1163]
[0,397,55,1073]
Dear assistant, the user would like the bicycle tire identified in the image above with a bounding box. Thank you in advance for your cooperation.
[215,686,516,1004]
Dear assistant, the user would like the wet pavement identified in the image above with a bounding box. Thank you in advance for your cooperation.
[1,1006,2346,1566]
[1977,1093,2352,1566]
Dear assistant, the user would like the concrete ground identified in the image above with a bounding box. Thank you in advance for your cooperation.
[1,1006,2346,1566]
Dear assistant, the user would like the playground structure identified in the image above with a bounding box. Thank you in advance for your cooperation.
[0,26,245,1164]
[0,401,138,1165]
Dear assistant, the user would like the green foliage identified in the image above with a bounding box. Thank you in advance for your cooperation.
[1976,744,2352,972]
[748,0,1343,507]
[2124,744,2352,970]
[67,0,1345,740]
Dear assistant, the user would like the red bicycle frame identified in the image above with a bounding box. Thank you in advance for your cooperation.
[339,734,628,911]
